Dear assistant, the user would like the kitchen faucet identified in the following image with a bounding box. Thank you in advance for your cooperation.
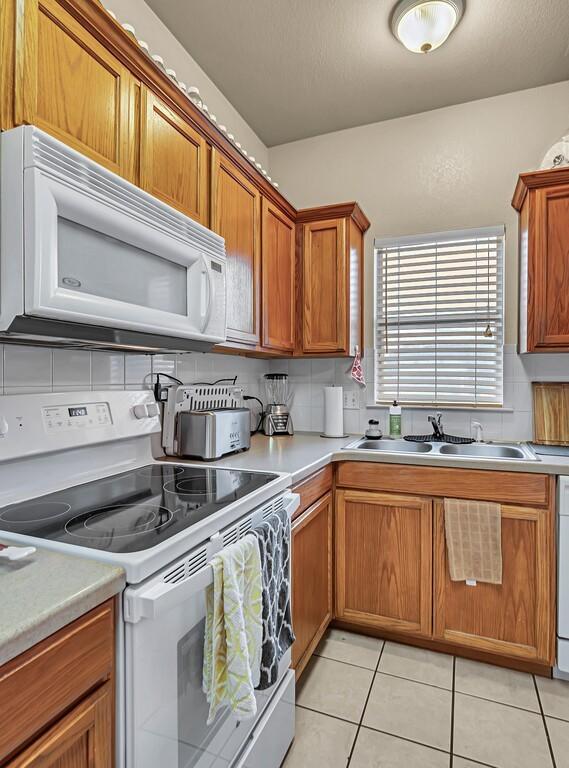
[428,412,443,439]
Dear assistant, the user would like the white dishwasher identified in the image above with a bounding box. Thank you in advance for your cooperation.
[557,477,569,676]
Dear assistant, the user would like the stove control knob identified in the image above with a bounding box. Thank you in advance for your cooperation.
[133,404,149,419]
[0,416,8,437]
[146,403,159,417]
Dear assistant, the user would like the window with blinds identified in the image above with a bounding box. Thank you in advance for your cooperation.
[374,226,504,407]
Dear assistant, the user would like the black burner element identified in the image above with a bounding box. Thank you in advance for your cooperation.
[0,465,277,553]
[0,501,71,524]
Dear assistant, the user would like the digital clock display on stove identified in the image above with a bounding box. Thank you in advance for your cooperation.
[68,406,88,417]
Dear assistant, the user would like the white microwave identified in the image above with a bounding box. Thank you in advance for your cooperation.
[0,126,226,352]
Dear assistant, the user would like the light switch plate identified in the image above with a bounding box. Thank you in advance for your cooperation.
[343,390,359,410]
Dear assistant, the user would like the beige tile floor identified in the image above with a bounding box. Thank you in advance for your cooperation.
[282,629,569,768]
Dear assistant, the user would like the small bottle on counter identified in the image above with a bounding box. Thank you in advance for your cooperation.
[389,400,402,438]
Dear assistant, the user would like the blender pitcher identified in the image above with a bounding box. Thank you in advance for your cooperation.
[262,374,294,436]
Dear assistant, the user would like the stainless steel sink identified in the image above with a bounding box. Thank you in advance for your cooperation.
[349,439,433,453]
[438,443,527,459]
[345,438,539,461]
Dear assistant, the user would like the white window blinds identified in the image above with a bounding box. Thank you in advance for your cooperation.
[375,226,504,407]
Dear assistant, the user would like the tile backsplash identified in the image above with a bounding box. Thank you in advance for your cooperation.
[0,345,269,405]
[2,343,568,442]
[270,345,569,442]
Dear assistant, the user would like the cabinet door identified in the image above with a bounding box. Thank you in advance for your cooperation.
[292,492,333,678]
[302,218,347,353]
[13,0,135,178]
[211,149,261,346]
[7,682,112,767]
[336,490,432,637]
[261,199,295,352]
[529,184,569,350]
[140,89,208,224]
[433,501,555,663]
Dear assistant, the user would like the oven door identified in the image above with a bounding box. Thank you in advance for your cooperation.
[22,166,224,341]
[124,560,290,768]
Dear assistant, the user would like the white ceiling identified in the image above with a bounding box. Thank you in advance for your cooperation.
[145,0,569,147]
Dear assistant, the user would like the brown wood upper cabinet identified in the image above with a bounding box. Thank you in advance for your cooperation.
[211,148,261,347]
[261,199,296,353]
[140,88,208,225]
[335,489,433,637]
[297,203,370,356]
[513,167,569,352]
[2,0,136,179]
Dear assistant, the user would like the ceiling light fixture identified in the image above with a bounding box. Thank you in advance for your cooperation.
[391,0,464,53]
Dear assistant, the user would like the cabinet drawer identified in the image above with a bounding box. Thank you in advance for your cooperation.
[336,462,551,507]
[0,600,114,763]
[292,465,333,520]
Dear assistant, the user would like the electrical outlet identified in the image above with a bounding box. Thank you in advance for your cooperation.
[343,390,359,410]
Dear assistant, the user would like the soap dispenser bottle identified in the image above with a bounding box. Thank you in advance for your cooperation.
[389,400,402,438]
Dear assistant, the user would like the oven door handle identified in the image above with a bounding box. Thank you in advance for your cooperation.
[124,562,214,623]
[124,491,299,624]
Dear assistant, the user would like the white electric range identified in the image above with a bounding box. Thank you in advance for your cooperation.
[0,389,297,768]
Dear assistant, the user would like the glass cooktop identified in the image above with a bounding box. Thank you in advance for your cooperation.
[0,464,278,553]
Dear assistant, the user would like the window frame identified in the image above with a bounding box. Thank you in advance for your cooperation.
[373,225,505,409]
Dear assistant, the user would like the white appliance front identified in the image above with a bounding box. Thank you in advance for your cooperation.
[123,493,298,768]
[1,126,226,343]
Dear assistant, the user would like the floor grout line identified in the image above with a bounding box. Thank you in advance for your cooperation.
[312,651,383,673]
[375,668,453,692]
[294,703,360,728]
[454,688,543,716]
[533,674,557,768]
[543,713,569,724]
[450,656,456,767]
[453,752,501,768]
[356,724,452,756]
[346,639,385,765]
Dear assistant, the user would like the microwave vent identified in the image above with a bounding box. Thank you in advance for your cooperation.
[28,128,224,263]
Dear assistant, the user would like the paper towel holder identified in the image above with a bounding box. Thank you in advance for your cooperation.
[321,385,349,438]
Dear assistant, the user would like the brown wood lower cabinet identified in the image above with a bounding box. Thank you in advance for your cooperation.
[335,465,556,668]
[335,490,432,637]
[291,491,333,677]
[0,600,115,766]
[433,501,555,664]
[6,682,112,768]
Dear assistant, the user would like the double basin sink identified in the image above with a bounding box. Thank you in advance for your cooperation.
[346,438,539,461]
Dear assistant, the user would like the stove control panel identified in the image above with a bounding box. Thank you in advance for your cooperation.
[42,402,112,433]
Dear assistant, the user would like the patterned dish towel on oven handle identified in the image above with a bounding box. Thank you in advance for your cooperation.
[202,535,263,725]
[252,507,295,690]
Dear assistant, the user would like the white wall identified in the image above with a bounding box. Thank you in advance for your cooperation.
[269,80,569,345]
[107,0,269,168]
[268,81,569,440]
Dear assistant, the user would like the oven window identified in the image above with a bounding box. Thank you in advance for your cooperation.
[57,217,187,315]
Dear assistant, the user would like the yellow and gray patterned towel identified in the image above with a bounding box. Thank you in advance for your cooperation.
[202,535,263,725]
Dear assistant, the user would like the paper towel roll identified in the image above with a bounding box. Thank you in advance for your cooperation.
[323,386,344,437]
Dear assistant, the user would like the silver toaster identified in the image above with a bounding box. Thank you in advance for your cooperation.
[177,408,251,460]
[161,384,251,460]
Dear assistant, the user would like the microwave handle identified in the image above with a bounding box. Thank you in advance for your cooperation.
[124,491,299,624]
[200,254,215,333]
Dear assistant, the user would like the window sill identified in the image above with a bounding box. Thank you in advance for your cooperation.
[365,403,515,414]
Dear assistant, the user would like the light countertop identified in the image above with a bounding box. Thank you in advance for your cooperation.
[203,433,354,484]
[0,545,124,666]
[206,432,569,484]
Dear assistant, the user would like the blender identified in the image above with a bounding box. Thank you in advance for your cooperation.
[262,373,294,436]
